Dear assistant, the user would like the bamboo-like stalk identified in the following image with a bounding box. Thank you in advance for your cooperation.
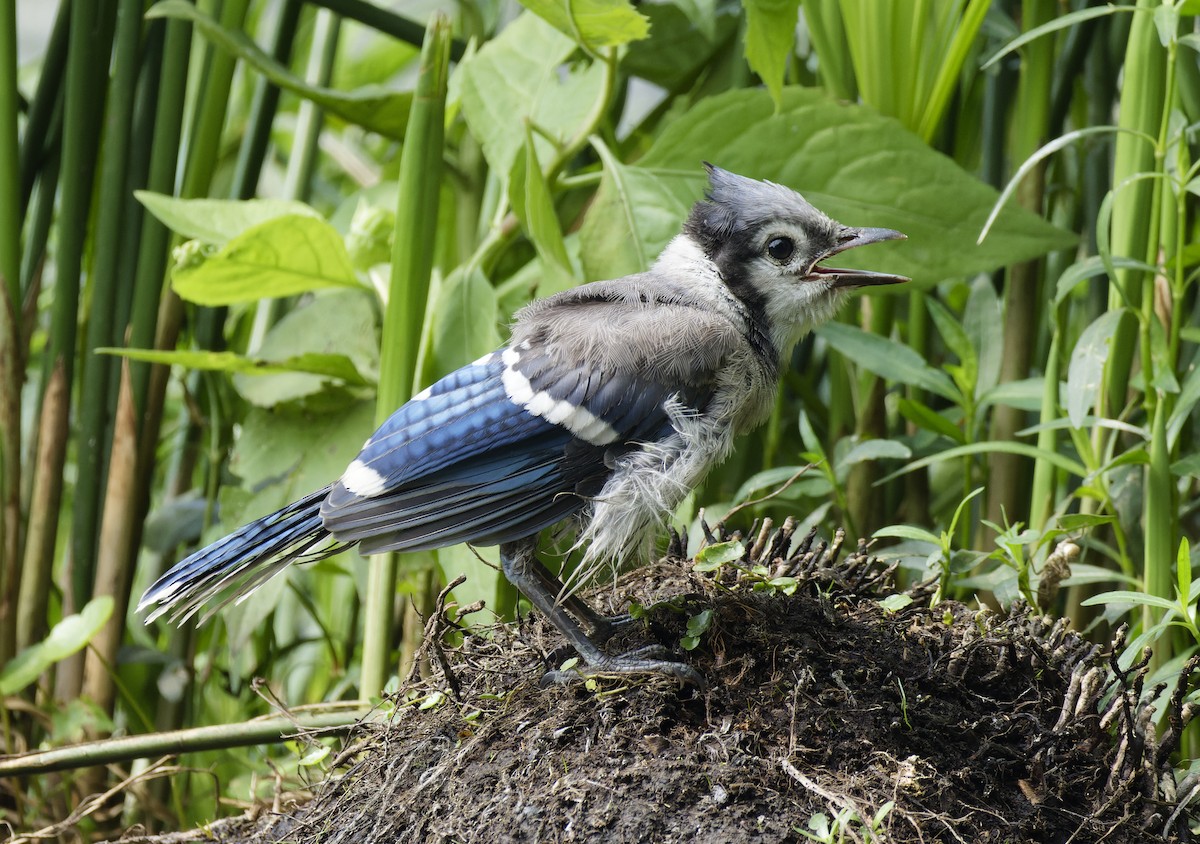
[1102,0,1164,418]
[0,707,369,778]
[230,0,303,200]
[83,0,251,721]
[72,0,144,615]
[360,14,452,696]
[0,0,23,670]
[18,0,111,651]
[985,0,1054,548]
[16,0,69,217]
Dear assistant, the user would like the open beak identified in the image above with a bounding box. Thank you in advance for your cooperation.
[807,227,909,289]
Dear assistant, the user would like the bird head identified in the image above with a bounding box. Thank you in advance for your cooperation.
[681,164,907,355]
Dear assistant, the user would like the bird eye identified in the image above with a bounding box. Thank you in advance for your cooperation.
[767,237,794,262]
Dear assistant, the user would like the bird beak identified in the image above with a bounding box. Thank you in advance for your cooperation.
[807,227,909,289]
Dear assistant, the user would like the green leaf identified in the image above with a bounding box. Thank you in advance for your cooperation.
[510,135,575,296]
[838,438,912,469]
[743,0,802,108]
[459,12,606,175]
[135,192,321,246]
[694,540,745,571]
[981,5,1137,69]
[579,142,693,281]
[1066,309,1127,429]
[878,594,914,613]
[428,266,502,379]
[232,289,379,407]
[1081,590,1178,613]
[897,397,965,444]
[1055,513,1115,532]
[881,442,1087,483]
[147,1,412,139]
[964,277,1002,399]
[519,0,650,50]
[1054,255,1157,305]
[634,88,1075,282]
[818,321,958,400]
[874,524,941,545]
[926,297,976,394]
[298,745,332,766]
[171,215,359,306]
[100,348,369,386]
[0,597,114,695]
[625,2,736,89]
[1171,453,1200,478]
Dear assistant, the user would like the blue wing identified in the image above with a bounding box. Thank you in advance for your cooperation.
[319,347,693,554]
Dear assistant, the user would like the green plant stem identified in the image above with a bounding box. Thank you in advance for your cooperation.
[72,0,144,614]
[361,14,451,696]
[1102,0,1166,418]
[231,0,303,201]
[17,0,68,216]
[986,0,1054,548]
[0,707,370,777]
[308,0,467,60]
[19,0,110,651]
[0,0,22,671]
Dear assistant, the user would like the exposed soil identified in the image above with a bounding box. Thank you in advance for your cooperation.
[111,523,1196,843]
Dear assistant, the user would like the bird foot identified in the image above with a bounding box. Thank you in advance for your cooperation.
[540,649,704,688]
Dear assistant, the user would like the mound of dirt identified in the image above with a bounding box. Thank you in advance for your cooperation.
[115,523,1195,843]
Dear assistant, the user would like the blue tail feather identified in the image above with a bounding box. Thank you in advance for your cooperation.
[138,486,349,623]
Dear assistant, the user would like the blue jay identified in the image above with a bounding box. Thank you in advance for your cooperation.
[139,165,906,682]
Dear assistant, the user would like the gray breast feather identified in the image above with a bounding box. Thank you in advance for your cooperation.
[511,277,752,388]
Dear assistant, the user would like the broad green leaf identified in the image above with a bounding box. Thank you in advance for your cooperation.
[171,215,359,305]
[979,377,1044,412]
[743,0,802,108]
[837,438,912,469]
[459,13,605,175]
[1061,563,1141,588]
[232,290,379,407]
[135,192,321,246]
[874,525,941,545]
[0,597,114,695]
[897,397,965,444]
[1178,537,1192,605]
[428,266,502,379]
[818,321,958,400]
[627,88,1074,283]
[520,0,650,50]
[579,142,693,280]
[147,1,412,139]
[1066,309,1127,428]
[624,2,734,88]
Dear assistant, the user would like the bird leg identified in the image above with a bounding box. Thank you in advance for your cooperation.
[513,547,633,644]
[500,540,701,685]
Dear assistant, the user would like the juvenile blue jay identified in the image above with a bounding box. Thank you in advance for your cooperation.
[139,165,906,682]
